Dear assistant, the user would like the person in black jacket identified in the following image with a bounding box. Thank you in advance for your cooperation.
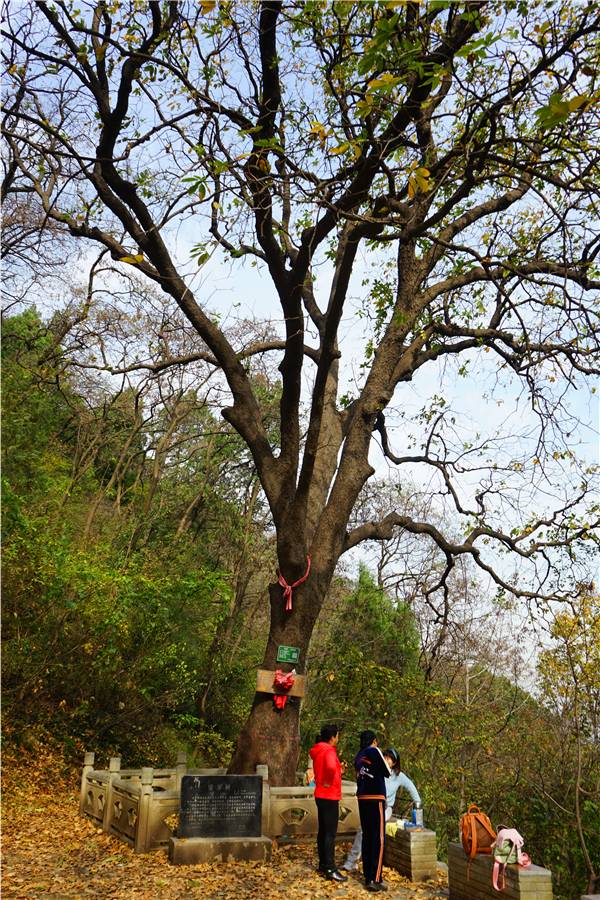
[354,730,391,892]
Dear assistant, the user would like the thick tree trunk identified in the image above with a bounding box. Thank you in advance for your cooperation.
[227,362,353,785]
[228,573,325,785]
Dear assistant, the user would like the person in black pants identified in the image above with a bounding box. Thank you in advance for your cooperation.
[354,730,391,892]
[309,725,348,882]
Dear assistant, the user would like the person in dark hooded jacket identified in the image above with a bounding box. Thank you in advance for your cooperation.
[354,730,391,892]
[309,725,348,882]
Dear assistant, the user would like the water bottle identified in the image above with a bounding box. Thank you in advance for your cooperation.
[412,801,424,826]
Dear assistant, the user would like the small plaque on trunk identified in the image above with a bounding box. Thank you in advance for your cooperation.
[276,645,300,663]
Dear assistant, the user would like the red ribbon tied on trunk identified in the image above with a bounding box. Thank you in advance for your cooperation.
[273,668,296,710]
[277,556,311,612]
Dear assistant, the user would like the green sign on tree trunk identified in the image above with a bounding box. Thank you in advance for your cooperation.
[277,645,300,664]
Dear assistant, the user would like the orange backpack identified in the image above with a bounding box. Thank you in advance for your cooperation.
[460,804,496,860]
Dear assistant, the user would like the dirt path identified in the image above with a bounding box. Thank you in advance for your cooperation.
[2,751,448,900]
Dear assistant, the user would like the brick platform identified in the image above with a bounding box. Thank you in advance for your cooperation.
[448,842,553,899]
[384,827,437,882]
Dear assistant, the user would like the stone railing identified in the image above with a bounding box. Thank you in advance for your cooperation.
[80,752,229,853]
[80,752,359,854]
[267,782,359,841]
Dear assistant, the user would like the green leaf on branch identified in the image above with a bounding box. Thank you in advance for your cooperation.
[535,91,596,130]
[182,175,207,200]
[191,243,213,267]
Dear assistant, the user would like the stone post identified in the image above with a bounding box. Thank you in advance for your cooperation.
[175,751,187,791]
[102,757,121,831]
[256,764,269,836]
[135,767,154,854]
[79,751,95,816]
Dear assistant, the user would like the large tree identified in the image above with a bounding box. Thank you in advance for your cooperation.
[2,0,599,783]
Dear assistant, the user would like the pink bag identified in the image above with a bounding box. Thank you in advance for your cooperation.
[492,828,531,891]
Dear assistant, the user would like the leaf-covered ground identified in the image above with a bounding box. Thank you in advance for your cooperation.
[2,748,448,899]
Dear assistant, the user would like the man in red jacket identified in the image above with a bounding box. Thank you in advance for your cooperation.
[309,725,348,882]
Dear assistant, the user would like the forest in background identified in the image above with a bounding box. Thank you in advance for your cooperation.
[2,306,598,898]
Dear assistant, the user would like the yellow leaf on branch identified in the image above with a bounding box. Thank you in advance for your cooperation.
[118,254,144,265]
[329,142,350,156]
